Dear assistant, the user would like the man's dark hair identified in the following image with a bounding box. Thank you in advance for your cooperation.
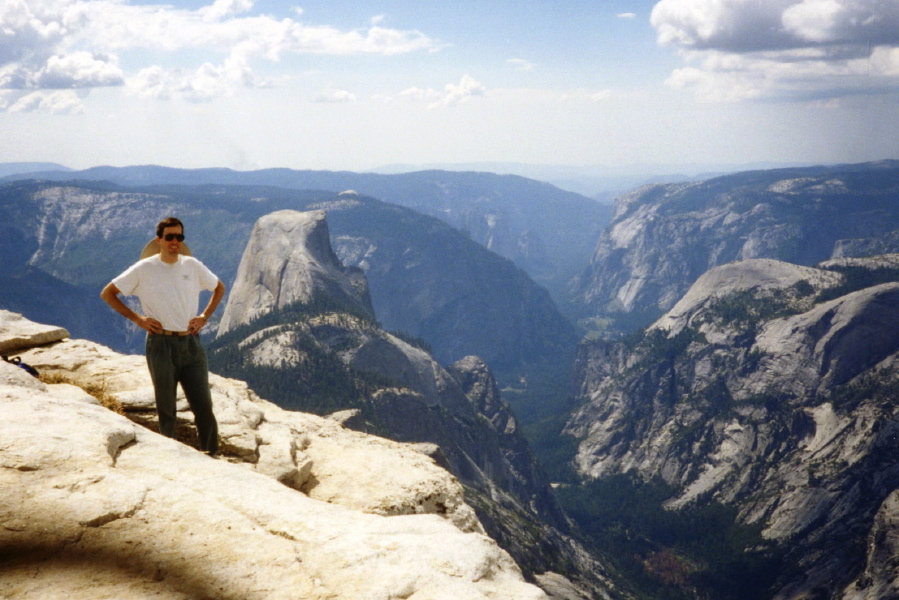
[156,217,184,239]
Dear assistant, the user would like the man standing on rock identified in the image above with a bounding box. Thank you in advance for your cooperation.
[101,217,226,456]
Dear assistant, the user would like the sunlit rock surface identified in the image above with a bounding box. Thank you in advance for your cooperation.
[2,313,546,600]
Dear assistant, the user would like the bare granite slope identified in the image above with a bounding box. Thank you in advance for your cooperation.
[567,257,899,599]
[1,310,546,600]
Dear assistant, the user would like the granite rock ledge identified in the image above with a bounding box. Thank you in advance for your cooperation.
[1,312,547,600]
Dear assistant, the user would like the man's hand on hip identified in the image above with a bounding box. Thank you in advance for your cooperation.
[187,315,208,335]
[136,316,164,334]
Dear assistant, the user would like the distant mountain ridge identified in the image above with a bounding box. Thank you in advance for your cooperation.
[0,162,71,178]
[570,159,899,333]
[0,164,612,316]
[0,178,577,375]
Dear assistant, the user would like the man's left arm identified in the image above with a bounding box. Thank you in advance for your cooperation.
[188,280,226,335]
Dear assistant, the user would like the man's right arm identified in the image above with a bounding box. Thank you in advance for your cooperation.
[100,283,163,334]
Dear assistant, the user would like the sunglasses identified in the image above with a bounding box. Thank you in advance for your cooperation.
[162,233,185,242]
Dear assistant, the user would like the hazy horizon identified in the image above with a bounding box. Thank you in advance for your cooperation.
[1,156,844,197]
[2,0,898,175]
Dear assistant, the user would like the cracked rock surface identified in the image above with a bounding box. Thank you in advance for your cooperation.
[1,315,545,600]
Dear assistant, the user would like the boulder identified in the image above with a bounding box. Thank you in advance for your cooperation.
[0,309,69,354]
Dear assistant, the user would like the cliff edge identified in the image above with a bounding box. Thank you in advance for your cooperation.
[0,310,546,600]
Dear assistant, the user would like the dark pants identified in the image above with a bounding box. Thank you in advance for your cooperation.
[145,334,219,455]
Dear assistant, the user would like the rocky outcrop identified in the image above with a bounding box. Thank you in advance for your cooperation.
[0,308,69,354]
[2,313,547,599]
[566,256,899,599]
[570,161,899,332]
[651,259,844,340]
[842,491,899,600]
[211,210,616,598]
[218,210,372,336]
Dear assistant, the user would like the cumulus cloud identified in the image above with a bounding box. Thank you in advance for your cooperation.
[651,0,899,101]
[0,0,437,110]
[33,52,125,88]
[126,63,242,101]
[7,90,84,113]
[507,58,535,71]
[315,84,357,103]
[125,49,260,101]
[402,75,486,109]
[199,0,255,22]
[400,86,441,102]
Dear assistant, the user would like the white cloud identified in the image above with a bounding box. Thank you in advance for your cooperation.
[7,90,84,113]
[782,0,899,46]
[0,0,437,109]
[617,13,637,19]
[401,75,486,109]
[507,58,535,71]
[315,84,357,103]
[126,55,257,101]
[33,52,124,88]
[199,0,255,22]
[436,75,486,108]
[400,86,442,102]
[651,0,899,101]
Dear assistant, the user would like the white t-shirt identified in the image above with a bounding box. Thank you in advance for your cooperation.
[112,255,220,332]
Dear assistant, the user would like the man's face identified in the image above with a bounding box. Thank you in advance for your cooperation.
[156,224,184,261]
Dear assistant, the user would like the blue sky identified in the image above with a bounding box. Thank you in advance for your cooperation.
[2,0,898,178]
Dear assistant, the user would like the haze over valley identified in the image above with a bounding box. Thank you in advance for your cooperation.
[4,0,899,598]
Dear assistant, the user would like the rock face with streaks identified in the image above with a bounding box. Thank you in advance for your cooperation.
[570,161,899,332]
[1,312,548,600]
[566,256,899,599]
[217,209,373,336]
[208,210,616,598]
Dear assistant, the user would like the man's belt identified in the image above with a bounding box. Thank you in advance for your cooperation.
[158,330,192,336]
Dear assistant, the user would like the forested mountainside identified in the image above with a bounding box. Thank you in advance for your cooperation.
[0,180,576,377]
[560,256,899,600]
[570,160,899,334]
[0,165,612,315]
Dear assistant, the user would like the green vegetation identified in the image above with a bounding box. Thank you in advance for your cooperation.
[634,328,707,365]
[522,414,581,484]
[556,474,784,600]
[829,367,899,412]
[493,348,582,483]
[699,281,816,337]
[816,264,899,303]
[214,295,376,346]
[207,298,389,418]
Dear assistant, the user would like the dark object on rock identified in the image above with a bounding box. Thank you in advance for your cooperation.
[3,355,39,378]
